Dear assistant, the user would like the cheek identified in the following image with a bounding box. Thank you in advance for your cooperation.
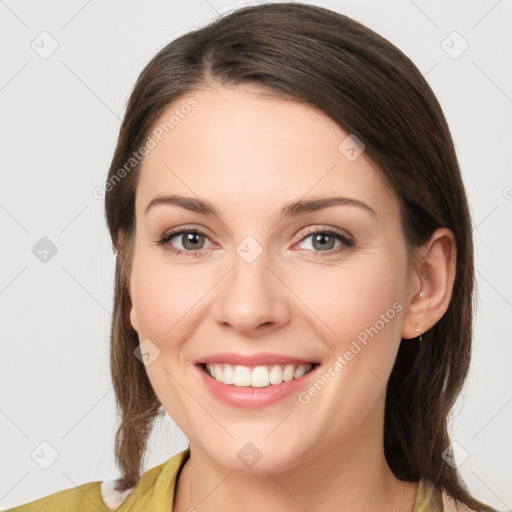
[295,255,406,365]
[131,247,407,350]
[130,255,203,345]
[129,236,230,385]
[129,252,206,415]
[290,257,407,434]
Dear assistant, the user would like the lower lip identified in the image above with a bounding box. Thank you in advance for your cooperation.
[195,364,319,409]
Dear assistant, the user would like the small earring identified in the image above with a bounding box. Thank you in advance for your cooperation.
[416,325,423,342]
[419,291,426,298]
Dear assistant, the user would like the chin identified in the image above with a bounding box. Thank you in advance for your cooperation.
[199,437,308,474]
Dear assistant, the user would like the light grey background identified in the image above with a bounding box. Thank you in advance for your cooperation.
[1,0,511,510]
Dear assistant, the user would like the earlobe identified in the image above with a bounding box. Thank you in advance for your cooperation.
[126,270,137,332]
[401,228,457,339]
[116,228,138,332]
[130,305,138,332]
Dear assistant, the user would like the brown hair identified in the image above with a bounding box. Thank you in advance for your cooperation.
[104,3,494,510]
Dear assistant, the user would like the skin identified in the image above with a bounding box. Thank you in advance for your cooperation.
[127,83,456,512]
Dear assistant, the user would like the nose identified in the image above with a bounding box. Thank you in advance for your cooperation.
[211,247,292,336]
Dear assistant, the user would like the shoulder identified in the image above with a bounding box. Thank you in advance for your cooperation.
[99,480,134,510]
[416,478,477,512]
[4,481,111,512]
[5,448,190,512]
[111,448,190,510]
[441,490,478,512]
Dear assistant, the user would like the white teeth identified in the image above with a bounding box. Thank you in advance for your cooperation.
[204,363,314,388]
[293,364,308,379]
[250,366,269,388]
[233,365,251,386]
[269,365,283,385]
[222,364,234,384]
[283,364,295,382]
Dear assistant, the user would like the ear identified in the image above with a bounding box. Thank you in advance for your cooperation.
[117,229,138,333]
[401,228,457,339]
[130,302,139,333]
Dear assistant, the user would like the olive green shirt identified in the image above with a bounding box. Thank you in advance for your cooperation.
[5,448,464,511]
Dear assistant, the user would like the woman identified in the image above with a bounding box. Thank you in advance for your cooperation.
[7,2,497,511]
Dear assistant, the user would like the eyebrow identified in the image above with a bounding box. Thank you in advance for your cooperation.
[145,194,376,218]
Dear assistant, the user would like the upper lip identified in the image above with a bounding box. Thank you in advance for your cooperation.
[195,352,319,366]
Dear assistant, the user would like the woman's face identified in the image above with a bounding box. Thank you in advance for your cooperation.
[128,84,416,472]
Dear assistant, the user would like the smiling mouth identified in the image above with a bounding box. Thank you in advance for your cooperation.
[198,362,319,388]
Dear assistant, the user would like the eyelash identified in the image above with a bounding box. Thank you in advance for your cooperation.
[155,226,354,258]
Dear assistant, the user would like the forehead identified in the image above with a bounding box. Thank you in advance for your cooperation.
[136,84,398,219]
